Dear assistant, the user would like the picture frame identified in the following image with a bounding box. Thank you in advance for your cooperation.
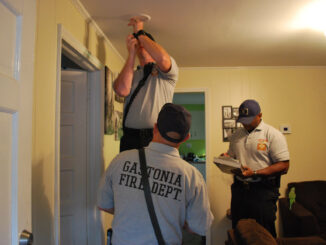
[104,66,115,135]
[232,107,239,119]
[224,119,236,128]
[223,128,237,142]
[222,105,241,142]
[222,106,233,119]
[114,110,123,141]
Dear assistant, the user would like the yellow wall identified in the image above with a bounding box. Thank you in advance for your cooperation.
[177,67,326,244]
[32,0,124,243]
[32,0,326,244]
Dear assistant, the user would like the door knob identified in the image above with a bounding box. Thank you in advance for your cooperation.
[19,230,33,245]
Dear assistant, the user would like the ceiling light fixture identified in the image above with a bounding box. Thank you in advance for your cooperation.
[292,0,326,36]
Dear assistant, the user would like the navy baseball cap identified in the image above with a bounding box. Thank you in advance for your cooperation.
[157,103,191,143]
[237,99,261,124]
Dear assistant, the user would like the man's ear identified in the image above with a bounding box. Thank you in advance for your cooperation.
[182,133,191,143]
[153,123,158,132]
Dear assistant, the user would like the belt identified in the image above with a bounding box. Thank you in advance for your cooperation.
[123,127,153,137]
[235,175,262,183]
[234,175,280,188]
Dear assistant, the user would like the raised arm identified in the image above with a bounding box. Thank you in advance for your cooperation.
[129,18,172,73]
[113,35,137,97]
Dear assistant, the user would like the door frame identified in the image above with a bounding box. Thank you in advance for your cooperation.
[55,24,104,245]
[174,87,211,245]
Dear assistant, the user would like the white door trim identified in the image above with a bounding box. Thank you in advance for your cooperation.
[55,24,104,245]
[174,87,211,245]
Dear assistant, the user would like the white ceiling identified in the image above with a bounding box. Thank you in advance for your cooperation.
[79,0,326,67]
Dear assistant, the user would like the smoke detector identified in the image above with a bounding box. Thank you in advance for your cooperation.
[129,13,151,22]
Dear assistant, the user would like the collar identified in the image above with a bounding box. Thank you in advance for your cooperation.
[147,142,180,158]
[244,120,264,134]
[255,120,265,131]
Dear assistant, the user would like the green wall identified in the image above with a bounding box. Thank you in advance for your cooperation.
[179,104,206,159]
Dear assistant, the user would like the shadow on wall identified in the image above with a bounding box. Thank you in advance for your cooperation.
[97,35,106,65]
[32,160,53,244]
[84,19,91,50]
[84,18,107,65]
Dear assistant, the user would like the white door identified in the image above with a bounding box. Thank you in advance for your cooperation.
[60,70,88,245]
[190,110,205,140]
[0,0,36,244]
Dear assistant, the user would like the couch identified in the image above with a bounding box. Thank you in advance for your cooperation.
[225,219,326,245]
[279,180,326,240]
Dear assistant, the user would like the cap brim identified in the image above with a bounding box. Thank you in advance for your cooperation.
[237,116,255,125]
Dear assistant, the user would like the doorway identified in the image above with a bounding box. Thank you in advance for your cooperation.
[60,57,88,244]
[173,92,206,180]
[173,91,207,245]
[55,25,104,245]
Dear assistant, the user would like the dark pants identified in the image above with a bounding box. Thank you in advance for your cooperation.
[120,127,153,152]
[231,177,280,237]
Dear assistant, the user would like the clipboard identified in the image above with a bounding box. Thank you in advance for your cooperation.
[213,156,242,174]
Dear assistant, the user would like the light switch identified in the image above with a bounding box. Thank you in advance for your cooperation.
[280,124,291,134]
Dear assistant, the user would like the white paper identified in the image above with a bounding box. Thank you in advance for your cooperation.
[213,156,241,174]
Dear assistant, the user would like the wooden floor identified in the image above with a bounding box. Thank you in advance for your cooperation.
[182,230,205,245]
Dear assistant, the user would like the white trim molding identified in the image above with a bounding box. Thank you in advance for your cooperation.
[70,0,124,63]
[173,88,211,245]
[55,24,105,245]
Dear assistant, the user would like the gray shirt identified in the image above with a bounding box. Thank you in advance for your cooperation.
[98,142,213,245]
[124,57,178,129]
[228,121,290,170]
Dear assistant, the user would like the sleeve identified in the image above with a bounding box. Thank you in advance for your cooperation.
[97,163,115,210]
[227,132,237,158]
[227,142,235,158]
[185,171,214,235]
[157,56,179,83]
[269,130,290,163]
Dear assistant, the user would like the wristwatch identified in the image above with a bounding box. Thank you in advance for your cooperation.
[133,30,146,40]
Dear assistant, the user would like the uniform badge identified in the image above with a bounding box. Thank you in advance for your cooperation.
[257,139,268,151]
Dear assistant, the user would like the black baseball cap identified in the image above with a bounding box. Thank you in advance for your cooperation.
[157,103,191,143]
[237,99,261,124]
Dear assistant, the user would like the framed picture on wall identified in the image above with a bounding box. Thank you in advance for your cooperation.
[232,107,239,119]
[222,106,232,119]
[224,119,236,128]
[223,128,237,142]
[222,105,240,142]
[104,66,115,135]
[113,110,123,141]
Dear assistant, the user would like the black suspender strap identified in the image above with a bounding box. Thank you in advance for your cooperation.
[122,63,154,128]
[138,148,165,245]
